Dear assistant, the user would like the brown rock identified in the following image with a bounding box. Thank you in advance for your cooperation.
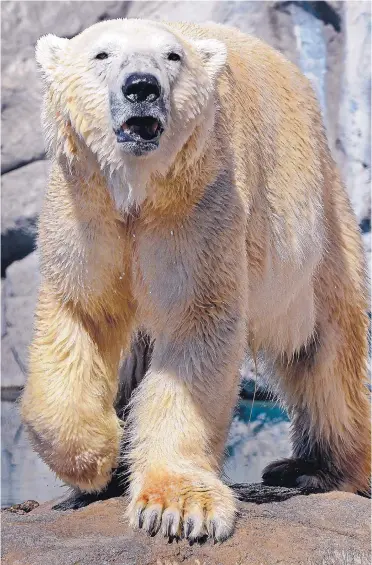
[2,500,39,515]
[2,492,370,565]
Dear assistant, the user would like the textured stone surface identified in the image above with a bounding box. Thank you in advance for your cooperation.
[1,280,6,338]
[1,160,49,272]
[1,54,45,174]
[363,232,371,279]
[2,492,371,565]
[338,1,371,224]
[1,400,63,509]
[1,252,40,389]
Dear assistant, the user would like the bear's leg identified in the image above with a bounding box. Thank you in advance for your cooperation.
[53,332,153,510]
[21,286,132,492]
[262,295,370,494]
[125,327,245,541]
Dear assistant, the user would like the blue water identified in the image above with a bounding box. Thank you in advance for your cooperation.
[224,399,291,484]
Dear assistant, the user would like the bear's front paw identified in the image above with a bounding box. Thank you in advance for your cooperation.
[127,470,237,541]
[57,449,117,492]
[24,411,122,492]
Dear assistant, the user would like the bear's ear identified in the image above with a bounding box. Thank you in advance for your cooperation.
[35,34,69,79]
[192,39,227,82]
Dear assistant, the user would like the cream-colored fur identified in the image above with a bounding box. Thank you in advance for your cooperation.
[21,19,370,541]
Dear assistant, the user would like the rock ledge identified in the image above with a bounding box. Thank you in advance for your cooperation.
[2,490,370,565]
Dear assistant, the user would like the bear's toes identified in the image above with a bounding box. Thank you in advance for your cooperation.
[127,471,237,541]
[161,507,182,538]
[205,503,237,542]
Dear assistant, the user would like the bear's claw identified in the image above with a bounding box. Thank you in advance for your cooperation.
[127,472,236,541]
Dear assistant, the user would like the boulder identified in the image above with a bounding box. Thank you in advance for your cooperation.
[1,160,49,273]
[1,55,46,174]
[1,280,6,338]
[1,252,40,390]
[338,1,371,224]
[2,491,370,565]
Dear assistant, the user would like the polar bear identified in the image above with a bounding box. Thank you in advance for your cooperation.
[21,19,370,541]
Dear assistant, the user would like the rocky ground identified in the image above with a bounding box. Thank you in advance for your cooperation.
[2,490,371,565]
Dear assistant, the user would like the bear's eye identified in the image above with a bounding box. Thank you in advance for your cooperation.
[167,52,181,62]
[95,52,109,60]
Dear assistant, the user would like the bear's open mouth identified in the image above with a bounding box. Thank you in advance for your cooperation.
[121,116,163,142]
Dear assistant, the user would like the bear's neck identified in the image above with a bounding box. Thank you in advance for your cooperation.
[142,123,225,220]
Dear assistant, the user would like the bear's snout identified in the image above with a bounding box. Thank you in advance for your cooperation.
[110,69,168,156]
[123,73,161,104]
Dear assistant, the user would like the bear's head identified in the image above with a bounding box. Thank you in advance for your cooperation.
[36,19,227,208]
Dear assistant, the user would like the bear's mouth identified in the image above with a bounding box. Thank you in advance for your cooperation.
[119,116,164,142]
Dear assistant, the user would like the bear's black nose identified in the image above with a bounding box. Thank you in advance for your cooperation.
[123,73,161,103]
